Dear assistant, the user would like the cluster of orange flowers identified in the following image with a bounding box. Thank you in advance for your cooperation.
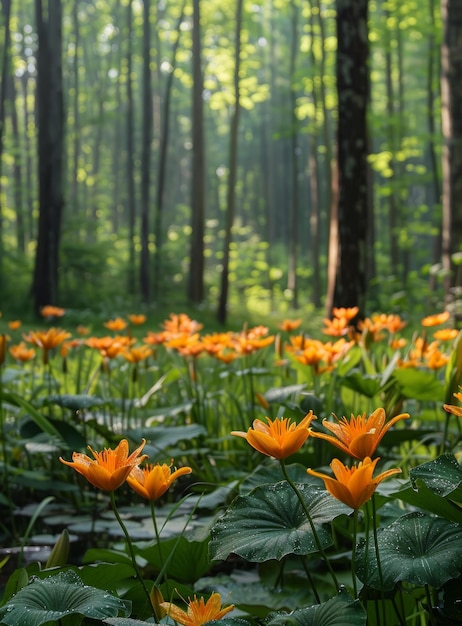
[1,307,459,379]
[232,407,408,510]
[59,439,232,625]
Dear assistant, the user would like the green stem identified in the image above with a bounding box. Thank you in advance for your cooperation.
[280,460,339,590]
[150,500,165,574]
[110,491,154,618]
[371,495,386,626]
[351,508,358,598]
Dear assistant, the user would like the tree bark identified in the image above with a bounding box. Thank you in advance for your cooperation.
[331,0,369,315]
[31,0,64,314]
[441,0,462,310]
[139,0,152,303]
[217,0,243,324]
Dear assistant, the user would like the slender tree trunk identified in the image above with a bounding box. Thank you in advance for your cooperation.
[126,0,136,294]
[428,0,442,291]
[140,0,152,303]
[0,0,12,292]
[441,0,462,312]
[31,0,65,314]
[287,0,299,309]
[332,0,369,314]
[188,0,205,304]
[6,71,25,252]
[217,0,243,324]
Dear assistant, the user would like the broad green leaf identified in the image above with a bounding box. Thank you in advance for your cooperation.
[392,368,444,402]
[340,372,381,398]
[336,345,363,377]
[266,587,366,625]
[103,619,159,625]
[138,535,211,583]
[239,462,318,495]
[210,482,350,562]
[356,512,462,590]
[0,570,130,625]
[394,480,462,523]
[409,454,462,499]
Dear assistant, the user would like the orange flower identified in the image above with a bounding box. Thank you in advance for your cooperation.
[307,457,401,509]
[122,345,152,363]
[9,342,35,362]
[162,313,203,335]
[310,408,409,460]
[433,328,459,341]
[278,318,302,332]
[23,328,72,364]
[59,439,147,491]
[128,314,147,325]
[8,320,22,330]
[127,461,192,500]
[421,311,451,327]
[41,305,65,318]
[159,593,234,626]
[76,325,90,336]
[322,316,350,337]
[104,317,127,331]
[231,412,315,459]
[443,388,462,417]
[426,347,449,370]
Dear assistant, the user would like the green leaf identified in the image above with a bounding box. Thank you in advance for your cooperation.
[394,480,462,523]
[103,619,158,625]
[340,372,381,398]
[1,390,63,441]
[43,393,110,411]
[0,570,130,625]
[210,482,350,562]
[263,384,307,403]
[239,462,318,495]
[392,368,444,402]
[409,454,462,499]
[138,535,211,583]
[266,587,367,625]
[356,512,462,590]
[128,423,207,453]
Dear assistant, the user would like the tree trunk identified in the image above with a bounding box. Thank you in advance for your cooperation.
[0,0,12,292]
[126,0,136,295]
[287,0,299,309]
[217,0,243,324]
[188,0,205,304]
[332,0,369,315]
[139,0,152,303]
[441,0,462,311]
[31,0,64,315]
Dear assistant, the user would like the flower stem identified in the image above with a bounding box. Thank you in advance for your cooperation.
[351,508,358,597]
[110,491,154,619]
[280,460,339,590]
[371,495,386,626]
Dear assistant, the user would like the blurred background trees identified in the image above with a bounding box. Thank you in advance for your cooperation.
[0,0,459,321]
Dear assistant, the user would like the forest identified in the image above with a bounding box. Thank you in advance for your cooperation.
[0,0,460,324]
[1,3,462,625]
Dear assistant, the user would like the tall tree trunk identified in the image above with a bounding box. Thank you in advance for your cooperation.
[287,0,299,309]
[441,0,462,312]
[188,0,205,304]
[332,0,369,314]
[217,0,243,324]
[31,0,64,314]
[0,0,12,292]
[6,70,25,252]
[428,0,442,292]
[126,0,136,295]
[139,0,152,303]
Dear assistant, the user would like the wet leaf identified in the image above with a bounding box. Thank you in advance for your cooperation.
[356,511,462,590]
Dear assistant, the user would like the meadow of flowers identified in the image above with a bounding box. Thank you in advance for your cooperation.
[0,306,461,626]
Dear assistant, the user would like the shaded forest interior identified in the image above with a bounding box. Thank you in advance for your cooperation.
[0,0,461,323]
